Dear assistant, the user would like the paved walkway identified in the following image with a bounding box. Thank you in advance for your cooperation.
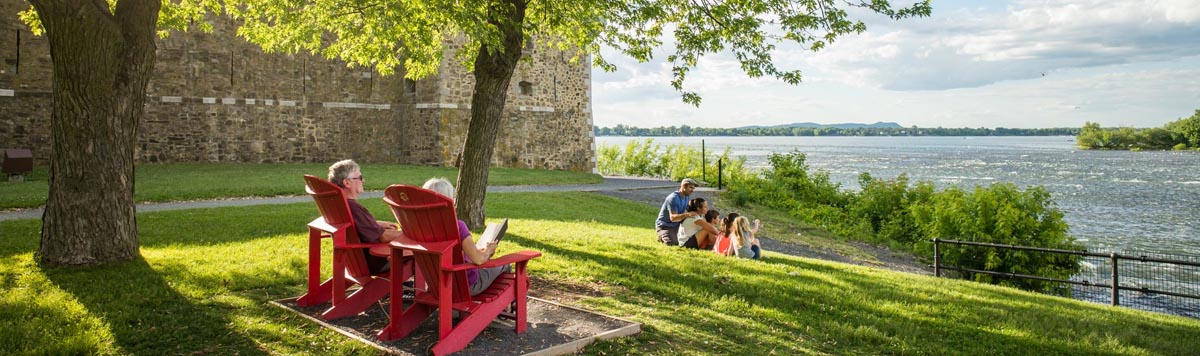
[0,176,685,222]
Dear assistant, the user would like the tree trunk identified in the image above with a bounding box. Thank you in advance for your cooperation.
[455,0,528,229]
[31,0,160,266]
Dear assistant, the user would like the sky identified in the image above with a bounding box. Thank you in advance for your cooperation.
[590,0,1200,129]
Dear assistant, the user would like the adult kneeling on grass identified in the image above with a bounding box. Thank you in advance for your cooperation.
[656,178,700,246]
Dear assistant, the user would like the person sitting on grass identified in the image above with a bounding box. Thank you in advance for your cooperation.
[717,212,742,256]
[655,178,701,246]
[422,177,511,296]
[329,159,404,274]
[729,215,763,260]
[696,209,723,250]
[678,198,721,249]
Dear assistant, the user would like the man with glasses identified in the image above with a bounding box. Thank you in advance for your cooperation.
[328,159,403,273]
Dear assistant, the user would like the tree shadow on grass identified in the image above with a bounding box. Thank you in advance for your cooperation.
[45,257,271,355]
[0,219,40,259]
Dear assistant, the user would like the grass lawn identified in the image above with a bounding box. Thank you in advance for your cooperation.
[2,192,1198,355]
[0,163,602,210]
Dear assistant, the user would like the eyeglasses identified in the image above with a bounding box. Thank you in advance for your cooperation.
[349,175,364,181]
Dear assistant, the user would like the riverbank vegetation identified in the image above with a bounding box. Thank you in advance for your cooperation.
[728,152,1083,295]
[3,193,1197,355]
[0,163,602,210]
[594,124,1078,137]
[598,140,1084,295]
[1077,109,1200,150]
[595,139,754,182]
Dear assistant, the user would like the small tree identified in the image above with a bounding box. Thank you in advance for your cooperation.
[1076,121,1105,149]
[1166,109,1200,148]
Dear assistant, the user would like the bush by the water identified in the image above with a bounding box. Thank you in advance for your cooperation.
[727,152,1083,295]
[596,139,753,183]
[1076,109,1200,150]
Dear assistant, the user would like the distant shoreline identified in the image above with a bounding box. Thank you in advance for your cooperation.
[593,126,1080,137]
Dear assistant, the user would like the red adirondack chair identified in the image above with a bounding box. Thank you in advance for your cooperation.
[377,184,541,356]
[298,175,413,320]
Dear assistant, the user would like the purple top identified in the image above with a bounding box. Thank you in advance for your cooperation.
[457,220,480,285]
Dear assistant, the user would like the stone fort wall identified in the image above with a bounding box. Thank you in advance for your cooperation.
[0,4,595,172]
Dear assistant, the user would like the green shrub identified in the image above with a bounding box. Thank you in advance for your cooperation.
[596,144,622,174]
[910,184,1083,295]
[728,153,1081,295]
[760,151,848,207]
[851,173,915,244]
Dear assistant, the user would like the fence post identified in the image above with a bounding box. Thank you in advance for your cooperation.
[933,238,941,277]
[717,159,723,190]
[1111,252,1120,306]
[701,140,706,182]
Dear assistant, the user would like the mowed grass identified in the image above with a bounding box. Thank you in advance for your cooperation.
[0,163,602,210]
[2,192,1198,355]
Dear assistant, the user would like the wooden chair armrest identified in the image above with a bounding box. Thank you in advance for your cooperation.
[444,250,541,271]
[368,245,392,257]
[388,235,457,255]
[308,218,351,235]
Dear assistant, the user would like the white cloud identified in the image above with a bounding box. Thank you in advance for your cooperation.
[799,0,1200,90]
[590,0,1200,129]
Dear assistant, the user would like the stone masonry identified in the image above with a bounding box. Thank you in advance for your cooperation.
[0,4,595,172]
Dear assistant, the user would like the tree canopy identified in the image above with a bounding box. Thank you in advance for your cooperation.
[226,0,931,228]
[229,0,932,103]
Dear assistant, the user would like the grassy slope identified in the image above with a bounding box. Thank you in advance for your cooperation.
[1,192,1197,355]
[0,163,603,210]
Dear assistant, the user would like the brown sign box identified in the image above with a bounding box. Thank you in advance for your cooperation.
[2,149,33,174]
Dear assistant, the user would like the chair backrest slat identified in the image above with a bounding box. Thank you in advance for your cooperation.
[384,185,473,303]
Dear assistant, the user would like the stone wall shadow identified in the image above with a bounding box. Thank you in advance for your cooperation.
[45,258,270,355]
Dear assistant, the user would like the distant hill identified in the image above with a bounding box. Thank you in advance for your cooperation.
[739,122,903,129]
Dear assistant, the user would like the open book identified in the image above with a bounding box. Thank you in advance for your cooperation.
[475,218,508,249]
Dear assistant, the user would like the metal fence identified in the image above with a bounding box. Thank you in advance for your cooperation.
[932,238,1200,319]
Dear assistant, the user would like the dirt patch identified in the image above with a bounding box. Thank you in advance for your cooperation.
[529,276,612,305]
[593,187,932,275]
[272,295,639,356]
